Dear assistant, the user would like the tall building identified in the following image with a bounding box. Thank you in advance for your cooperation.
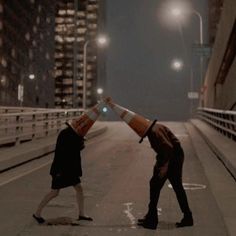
[0,0,56,107]
[55,0,104,109]
[204,0,236,110]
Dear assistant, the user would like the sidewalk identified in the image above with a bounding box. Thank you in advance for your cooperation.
[190,119,236,180]
[0,121,107,173]
[186,120,236,236]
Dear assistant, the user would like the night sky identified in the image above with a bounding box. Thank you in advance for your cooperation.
[103,0,208,121]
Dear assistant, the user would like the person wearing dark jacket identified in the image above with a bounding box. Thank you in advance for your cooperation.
[33,126,93,224]
[138,122,193,230]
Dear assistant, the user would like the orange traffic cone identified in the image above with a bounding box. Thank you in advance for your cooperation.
[66,101,104,137]
[104,97,157,143]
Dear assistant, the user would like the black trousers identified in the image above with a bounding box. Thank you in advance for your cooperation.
[147,146,191,218]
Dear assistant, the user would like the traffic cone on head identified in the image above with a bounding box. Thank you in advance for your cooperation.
[66,101,104,137]
[104,97,157,143]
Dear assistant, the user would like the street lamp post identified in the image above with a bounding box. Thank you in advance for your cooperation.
[192,10,204,107]
[18,73,36,106]
[170,6,204,108]
[82,35,108,110]
[193,10,203,45]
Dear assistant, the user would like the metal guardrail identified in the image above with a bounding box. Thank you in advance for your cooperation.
[0,108,84,146]
[197,107,236,141]
[0,106,49,113]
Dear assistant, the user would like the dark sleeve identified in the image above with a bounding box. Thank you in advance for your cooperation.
[50,131,66,176]
[166,127,180,145]
[155,130,174,167]
[156,144,173,167]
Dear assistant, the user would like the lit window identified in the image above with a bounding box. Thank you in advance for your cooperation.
[29,50,34,59]
[38,5,42,12]
[59,10,66,15]
[11,48,16,58]
[46,17,51,24]
[45,53,50,60]
[0,75,6,86]
[33,26,37,33]
[25,32,30,41]
[36,16,40,24]
[67,10,75,15]
[55,35,64,43]
[1,58,7,67]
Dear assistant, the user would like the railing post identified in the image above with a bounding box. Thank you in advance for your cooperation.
[15,115,21,145]
[45,112,49,137]
[32,114,36,140]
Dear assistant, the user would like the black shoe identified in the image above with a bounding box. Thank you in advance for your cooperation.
[33,214,45,224]
[137,218,145,223]
[176,214,193,228]
[78,215,93,221]
[137,220,158,230]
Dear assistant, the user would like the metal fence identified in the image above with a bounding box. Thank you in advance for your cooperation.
[0,107,83,146]
[197,107,236,141]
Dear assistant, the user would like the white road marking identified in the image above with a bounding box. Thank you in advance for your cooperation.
[123,202,136,229]
[168,182,207,190]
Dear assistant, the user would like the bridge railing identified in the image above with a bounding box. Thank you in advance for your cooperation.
[197,107,236,141]
[0,106,50,114]
[0,108,84,146]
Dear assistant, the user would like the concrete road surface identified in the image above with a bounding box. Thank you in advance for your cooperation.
[0,122,231,235]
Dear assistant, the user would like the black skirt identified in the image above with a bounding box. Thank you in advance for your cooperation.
[51,175,81,189]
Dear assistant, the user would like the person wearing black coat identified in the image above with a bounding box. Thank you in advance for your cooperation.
[33,126,93,224]
[137,122,193,230]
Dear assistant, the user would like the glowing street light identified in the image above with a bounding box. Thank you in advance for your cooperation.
[97,35,108,46]
[170,6,203,44]
[97,88,103,95]
[171,8,182,17]
[29,74,35,80]
[102,107,108,113]
[171,59,184,71]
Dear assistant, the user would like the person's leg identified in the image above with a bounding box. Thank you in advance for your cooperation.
[33,189,60,223]
[168,175,192,215]
[73,184,93,221]
[138,167,167,229]
[168,157,193,227]
[147,174,166,216]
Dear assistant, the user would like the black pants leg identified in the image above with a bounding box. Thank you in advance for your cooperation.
[147,165,167,218]
[168,154,191,215]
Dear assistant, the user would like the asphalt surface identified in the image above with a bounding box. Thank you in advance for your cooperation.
[0,121,234,236]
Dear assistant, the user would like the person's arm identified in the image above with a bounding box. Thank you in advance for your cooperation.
[157,143,173,178]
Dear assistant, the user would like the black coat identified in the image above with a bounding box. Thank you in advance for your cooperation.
[50,127,84,178]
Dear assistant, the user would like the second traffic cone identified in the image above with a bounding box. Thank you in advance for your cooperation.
[66,101,104,137]
[104,97,157,143]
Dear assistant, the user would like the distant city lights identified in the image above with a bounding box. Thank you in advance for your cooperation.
[29,74,35,80]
